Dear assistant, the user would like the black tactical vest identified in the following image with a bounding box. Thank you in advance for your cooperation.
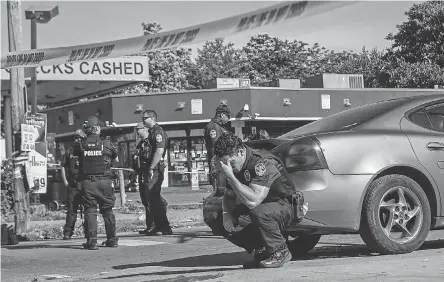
[134,139,151,172]
[80,136,106,175]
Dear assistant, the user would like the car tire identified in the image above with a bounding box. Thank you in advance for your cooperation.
[287,234,321,256]
[360,174,431,255]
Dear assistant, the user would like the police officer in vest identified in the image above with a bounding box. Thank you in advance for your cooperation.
[140,110,172,235]
[61,129,86,240]
[74,116,119,250]
[214,134,296,268]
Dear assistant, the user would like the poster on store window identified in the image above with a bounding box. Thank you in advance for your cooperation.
[23,113,48,193]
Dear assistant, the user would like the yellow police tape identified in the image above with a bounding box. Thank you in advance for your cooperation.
[1,1,355,69]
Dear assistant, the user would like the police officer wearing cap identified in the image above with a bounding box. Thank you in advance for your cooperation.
[214,134,297,269]
[204,105,232,190]
[74,116,119,250]
[61,129,86,240]
[140,110,172,235]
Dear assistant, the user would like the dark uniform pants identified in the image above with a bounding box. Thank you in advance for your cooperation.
[223,199,293,256]
[139,169,171,231]
[63,181,83,236]
[81,177,117,244]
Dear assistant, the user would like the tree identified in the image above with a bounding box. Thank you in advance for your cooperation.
[240,34,333,85]
[113,22,194,94]
[381,59,444,88]
[191,38,245,89]
[385,1,444,67]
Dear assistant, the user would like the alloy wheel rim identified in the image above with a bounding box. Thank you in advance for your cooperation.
[378,186,423,244]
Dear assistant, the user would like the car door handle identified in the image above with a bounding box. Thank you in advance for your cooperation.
[427,142,444,150]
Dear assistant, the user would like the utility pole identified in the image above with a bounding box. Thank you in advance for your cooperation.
[7,0,30,234]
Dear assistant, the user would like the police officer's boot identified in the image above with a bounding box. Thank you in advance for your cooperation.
[243,247,267,269]
[83,241,99,250]
[258,247,292,268]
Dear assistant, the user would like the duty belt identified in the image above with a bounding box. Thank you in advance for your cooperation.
[84,175,112,182]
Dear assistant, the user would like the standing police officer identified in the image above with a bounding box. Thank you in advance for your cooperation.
[214,134,297,268]
[140,110,172,235]
[62,129,86,240]
[74,116,119,250]
[204,105,231,169]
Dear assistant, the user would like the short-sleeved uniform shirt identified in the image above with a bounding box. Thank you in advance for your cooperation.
[73,135,118,176]
[204,119,230,165]
[147,124,168,165]
[232,146,295,203]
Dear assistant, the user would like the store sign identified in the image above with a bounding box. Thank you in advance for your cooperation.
[23,113,48,194]
[0,56,149,82]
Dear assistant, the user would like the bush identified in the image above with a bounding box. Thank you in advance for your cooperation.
[1,159,15,223]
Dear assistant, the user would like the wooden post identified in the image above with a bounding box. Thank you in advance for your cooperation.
[7,0,29,234]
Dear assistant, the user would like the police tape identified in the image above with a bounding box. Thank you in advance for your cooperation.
[1,1,355,69]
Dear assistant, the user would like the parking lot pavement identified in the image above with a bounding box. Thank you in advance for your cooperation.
[2,227,443,282]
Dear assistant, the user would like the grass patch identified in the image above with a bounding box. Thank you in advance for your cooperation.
[18,208,205,241]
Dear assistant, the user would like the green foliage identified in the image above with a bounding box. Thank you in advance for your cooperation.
[1,159,15,223]
[385,1,444,67]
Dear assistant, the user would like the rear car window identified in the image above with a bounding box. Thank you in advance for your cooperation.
[279,98,412,138]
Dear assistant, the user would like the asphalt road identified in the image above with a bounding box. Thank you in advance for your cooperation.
[2,228,443,282]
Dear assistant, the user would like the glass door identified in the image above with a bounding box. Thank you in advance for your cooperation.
[190,137,210,185]
[168,137,190,186]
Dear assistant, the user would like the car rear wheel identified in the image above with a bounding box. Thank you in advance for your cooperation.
[287,234,321,256]
[360,174,431,254]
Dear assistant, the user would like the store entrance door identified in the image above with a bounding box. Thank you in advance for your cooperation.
[167,137,210,187]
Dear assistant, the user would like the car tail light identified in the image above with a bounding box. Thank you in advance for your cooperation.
[284,137,328,173]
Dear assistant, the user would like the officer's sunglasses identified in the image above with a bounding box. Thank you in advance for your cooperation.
[142,116,152,121]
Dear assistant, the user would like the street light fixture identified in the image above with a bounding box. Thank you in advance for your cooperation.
[25,5,59,114]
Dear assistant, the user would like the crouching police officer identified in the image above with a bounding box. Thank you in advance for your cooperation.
[139,110,172,235]
[62,129,86,240]
[74,116,119,250]
[214,134,297,268]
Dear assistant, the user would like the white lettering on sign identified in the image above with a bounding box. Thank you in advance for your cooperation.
[84,150,103,156]
[0,57,149,82]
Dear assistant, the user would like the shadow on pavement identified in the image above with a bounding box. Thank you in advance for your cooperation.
[292,238,444,261]
[103,268,237,280]
[2,243,85,250]
[113,251,249,270]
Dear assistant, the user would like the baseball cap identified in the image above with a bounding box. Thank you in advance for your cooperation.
[215,104,231,115]
[84,116,105,128]
[136,122,145,129]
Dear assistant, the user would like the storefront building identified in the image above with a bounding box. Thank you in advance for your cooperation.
[42,86,444,187]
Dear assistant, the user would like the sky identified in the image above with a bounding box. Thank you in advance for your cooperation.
[0,0,424,58]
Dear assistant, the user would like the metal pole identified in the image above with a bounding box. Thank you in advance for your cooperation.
[30,17,37,114]
[118,170,126,206]
[4,95,13,158]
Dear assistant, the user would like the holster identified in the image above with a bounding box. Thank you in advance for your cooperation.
[289,191,305,223]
